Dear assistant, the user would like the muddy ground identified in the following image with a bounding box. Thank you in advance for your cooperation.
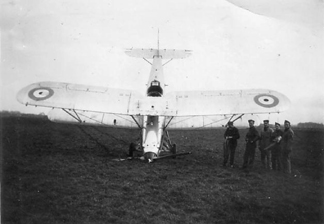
[1,114,323,224]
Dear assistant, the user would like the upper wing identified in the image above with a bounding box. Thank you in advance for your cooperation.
[17,82,144,115]
[163,89,290,116]
[17,83,290,117]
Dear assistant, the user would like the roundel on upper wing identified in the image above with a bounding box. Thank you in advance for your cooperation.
[28,87,54,101]
[254,94,279,108]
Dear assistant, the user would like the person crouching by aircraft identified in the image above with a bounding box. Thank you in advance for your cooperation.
[281,120,294,174]
[222,121,240,168]
[270,122,283,171]
[259,120,274,170]
[242,119,260,169]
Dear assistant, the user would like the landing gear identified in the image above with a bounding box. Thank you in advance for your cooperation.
[127,135,143,159]
[144,152,156,163]
[154,132,191,160]
[170,143,177,158]
[125,130,191,162]
[127,142,137,158]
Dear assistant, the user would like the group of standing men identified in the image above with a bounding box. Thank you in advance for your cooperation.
[222,119,294,173]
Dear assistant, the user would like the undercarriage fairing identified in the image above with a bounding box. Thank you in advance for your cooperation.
[142,115,165,159]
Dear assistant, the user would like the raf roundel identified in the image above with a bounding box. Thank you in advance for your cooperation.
[254,94,279,108]
[28,87,54,101]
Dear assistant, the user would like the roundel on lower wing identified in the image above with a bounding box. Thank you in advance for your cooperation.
[28,87,54,101]
[254,94,279,108]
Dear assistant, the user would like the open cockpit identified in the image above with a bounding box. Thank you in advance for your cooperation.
[147,80,163,97]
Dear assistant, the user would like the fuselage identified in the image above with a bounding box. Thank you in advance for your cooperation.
[142,54,166,161]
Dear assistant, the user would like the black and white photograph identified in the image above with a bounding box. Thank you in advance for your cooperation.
[1,0,323,223]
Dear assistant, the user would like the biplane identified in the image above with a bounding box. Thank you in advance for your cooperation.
[17,41,290,162]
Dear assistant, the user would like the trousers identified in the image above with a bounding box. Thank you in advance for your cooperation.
[223,140,237,166]
[271,146,282,171]
[282,149,291,173]
[261,149,271,169]
[243,142,256,168]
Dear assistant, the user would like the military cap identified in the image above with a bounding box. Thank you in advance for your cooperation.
[284,120,291,125]
[228,121,233,125]
[263,120,269,123]
[275,122,281,126]
[248,119,255,123]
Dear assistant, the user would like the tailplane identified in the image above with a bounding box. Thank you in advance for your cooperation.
[125,48,192,59]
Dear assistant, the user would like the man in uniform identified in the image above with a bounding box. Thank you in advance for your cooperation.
[281,120,294,174]
[222,121,240,168]
[271,122,283,171]
[242,119,260,169]
[259,120,273,169]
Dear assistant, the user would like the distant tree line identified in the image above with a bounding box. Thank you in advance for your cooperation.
[0,110,46,118]
[296,122,324,129]
[0,110,22,117]
[1,110,323,129]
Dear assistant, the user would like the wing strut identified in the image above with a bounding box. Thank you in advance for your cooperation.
[62,109,82,123]
[226,114,245,126]
[228,114,236,123]
[143,58,152,65]
[162,59,173,66]
[163,116,174,131]
[231,114,244,123]
[131,115,142,129]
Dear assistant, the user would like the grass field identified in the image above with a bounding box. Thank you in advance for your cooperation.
[1,114,323,224]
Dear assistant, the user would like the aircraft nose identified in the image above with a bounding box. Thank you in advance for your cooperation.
[144,152,157,163]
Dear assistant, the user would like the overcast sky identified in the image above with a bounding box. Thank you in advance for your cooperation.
[1,0,324,124]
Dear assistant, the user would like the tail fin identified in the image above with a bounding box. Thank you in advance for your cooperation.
[125,48,192,59]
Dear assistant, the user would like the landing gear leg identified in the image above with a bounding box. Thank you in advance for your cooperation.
[171,143,177,158]
[127,142,136,159]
